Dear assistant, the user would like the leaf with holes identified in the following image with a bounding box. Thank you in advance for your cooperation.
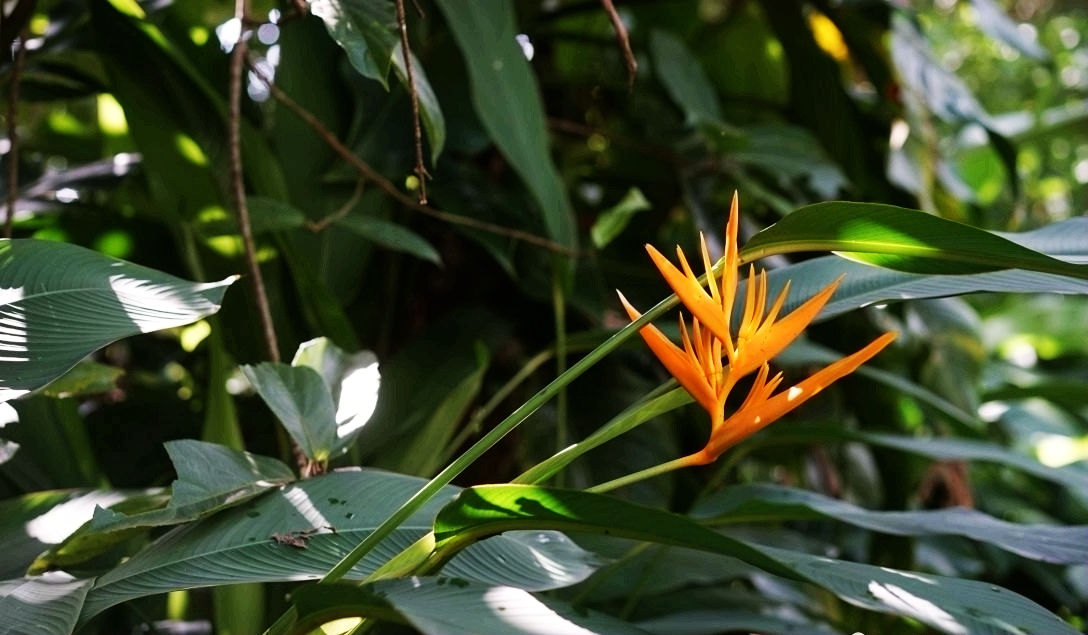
[75,470,598,624]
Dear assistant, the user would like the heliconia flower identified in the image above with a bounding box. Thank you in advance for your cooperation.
[619,192,896,464]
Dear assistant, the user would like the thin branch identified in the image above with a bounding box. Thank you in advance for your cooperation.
[305,179,363,233]
[394,0,428,204]
[246,57,578,256]
[4,28,27,238]
[229,0,280,363]
[600,0,637,90]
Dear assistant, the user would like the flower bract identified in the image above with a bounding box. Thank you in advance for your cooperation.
[619,193,896,464]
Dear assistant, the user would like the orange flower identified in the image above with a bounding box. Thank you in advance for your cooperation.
[619,193,896,465]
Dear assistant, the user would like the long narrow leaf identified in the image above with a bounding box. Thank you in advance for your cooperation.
[433,485,1078,635]
[741,202,1088,279]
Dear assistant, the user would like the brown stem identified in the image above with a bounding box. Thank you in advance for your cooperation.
[394,0,428,204]
[229,0,280,363]
[4,28,27,238]
[246,56,577,256]
[305,179,364,233]
[599,0,637,90]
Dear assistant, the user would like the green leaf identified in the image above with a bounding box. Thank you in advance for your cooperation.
[591,188,651,249]
[0,239,235,402]
[752,217,1088,324]
[292,578,651,635]
[0,574,94,635]
[310,0,446,162]
[741,202,1088,279]
[731,124,849,199]
[437,1,577,251]
[29,491,168,575]
[292,337,381,456]
[40,361,123,399]
[776,427,1088,509]
[432,485,1078,635]
[636,606,838,635]
[77,470,596,622]
[87,440,295,534]
[0,489,136,579]
[246,197,309,233]
[650,29,723,127]
[695,483,1088,564]
[334,214,441,265]
[6,396,105,488]
[242,363,339,462]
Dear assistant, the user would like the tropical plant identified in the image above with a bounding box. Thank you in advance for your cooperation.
[1,1,1085,634]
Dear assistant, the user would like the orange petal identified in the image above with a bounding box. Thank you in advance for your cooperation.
[706,331,898,457]
[720,193,739,322]
[646,244,731,343]
[618,291,719,413]
[733,275,843,379]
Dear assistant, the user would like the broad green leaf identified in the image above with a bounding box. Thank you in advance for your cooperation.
[731,124,849,199]
[437,1,577,251]
[433,485,1078,635]
[0,239,235,402]
[310,0,446,162]
[636,607,839,635]
[77,470,596,622]
[242,363,339,462]
[0,574,94,635]
[775,426,1088,509]
[650,30,723,127]
[87,440,294,534]
[29,491,167,575]
[0,490,135,579]
[40,361,123,399]
[741,202,1088,279]
[291,578,651,635]
[591,188,651,249]
[334,214,441,265]
[694,483,1088,565]
[574,541,757,603]
[292,338,381,455]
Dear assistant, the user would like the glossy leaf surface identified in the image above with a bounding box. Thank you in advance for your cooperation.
[0,240,234,402]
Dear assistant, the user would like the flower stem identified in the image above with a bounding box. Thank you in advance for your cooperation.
[314,292,682,584]
[586,455,698,494]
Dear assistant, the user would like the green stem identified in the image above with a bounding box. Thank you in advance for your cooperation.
[446,348,553,453]
[587,455,696,493]
[513,380,686,485]
[314,292,681,585]
[551,268,569,485]
[265,250,735,634]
